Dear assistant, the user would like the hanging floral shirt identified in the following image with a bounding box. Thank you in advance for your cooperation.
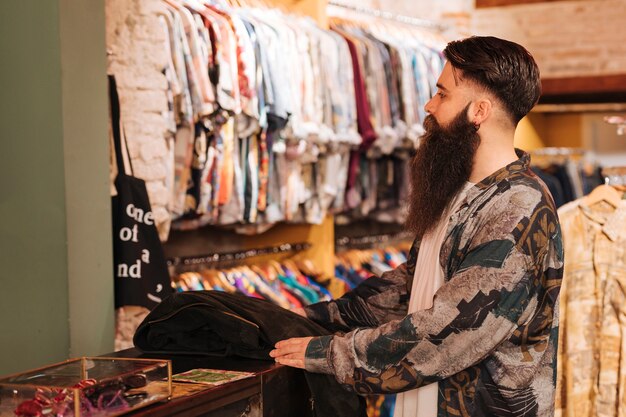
[555,199,626,417]
[304,150,564,416]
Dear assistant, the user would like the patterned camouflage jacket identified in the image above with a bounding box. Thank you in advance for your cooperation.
[304,151,564,416]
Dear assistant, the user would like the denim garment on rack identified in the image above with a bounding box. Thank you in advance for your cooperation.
[582,166,603,196]
[348,265,368,288]
[305,278,332,301]
[334,265,356,290]
[334,268,355,291]
[532,167,565,208]
[134,291,366,417]
[553,164,576,204]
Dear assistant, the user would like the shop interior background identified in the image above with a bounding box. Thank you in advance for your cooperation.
[1,0,625,377]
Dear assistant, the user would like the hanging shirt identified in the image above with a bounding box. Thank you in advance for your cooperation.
[333,26,377,150]
[169,0,216,116]
[162,6,194,125]
[158,6,451,231]
[200,5,241,114]
[216,117,244,225]
[555,198,626,417]
[163,2,205,120]
[217,117,235,206]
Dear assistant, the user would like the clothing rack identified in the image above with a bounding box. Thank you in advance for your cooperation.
[601,166,626,186]
[604,115,626,135]
[529,147,586,157]
[326,0,448,31]
[335,231,414,248]
[167,242,312,269]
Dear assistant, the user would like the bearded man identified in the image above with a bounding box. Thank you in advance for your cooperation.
[271,36,563,417]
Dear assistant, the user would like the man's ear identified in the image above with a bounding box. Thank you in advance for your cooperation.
[469,98,492,128]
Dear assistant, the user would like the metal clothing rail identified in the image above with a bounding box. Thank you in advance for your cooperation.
[601,166,626,186]
[605,115,626,136]
[167,242,312,268]
[529,147,587,157]
[335,231,414,248]
[326,0,448,31]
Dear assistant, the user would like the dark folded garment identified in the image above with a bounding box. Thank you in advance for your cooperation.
[134,290,366,417]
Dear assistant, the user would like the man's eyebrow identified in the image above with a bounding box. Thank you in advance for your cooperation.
[436,83,449,91]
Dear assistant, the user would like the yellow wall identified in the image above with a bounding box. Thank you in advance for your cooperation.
[544,113,584,148]
[514,113,547,151]
[242,215,336,280]
[268,0,328,28]
[515,112,584,151]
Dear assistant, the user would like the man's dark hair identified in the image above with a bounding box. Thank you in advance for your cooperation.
[443,36,541,124]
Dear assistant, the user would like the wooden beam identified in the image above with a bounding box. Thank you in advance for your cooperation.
[476,0,577,8]
[533,103,626,113]
[542,74,626,96]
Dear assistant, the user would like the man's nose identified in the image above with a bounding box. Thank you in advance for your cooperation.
[424,98,434,114]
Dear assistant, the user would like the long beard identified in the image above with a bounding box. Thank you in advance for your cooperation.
[405,105,481,239]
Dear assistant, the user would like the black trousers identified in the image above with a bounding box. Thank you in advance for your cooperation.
[134,291,366,417]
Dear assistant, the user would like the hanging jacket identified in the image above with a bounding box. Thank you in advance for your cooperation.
[133,290,366,417]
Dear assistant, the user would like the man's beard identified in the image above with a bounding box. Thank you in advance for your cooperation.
[405,104,481,239]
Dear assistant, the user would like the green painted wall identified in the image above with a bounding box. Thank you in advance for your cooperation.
[0,0,113,375]
[0,1,70,374]
[59,0,114,360]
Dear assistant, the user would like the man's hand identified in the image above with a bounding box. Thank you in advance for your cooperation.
[269,337,313,369]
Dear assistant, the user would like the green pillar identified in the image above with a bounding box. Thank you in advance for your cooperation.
[0,0,113,375]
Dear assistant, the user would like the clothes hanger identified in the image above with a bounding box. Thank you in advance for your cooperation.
[217,270,238,292]
[294,258,321,278]
[179,272,192,288]
[342,250,363,270]
[182,0,207,11]
[267,259,287,276]
[281,259,301,275]
[199,270,220,290]
[250,264,275,284]
[583,180,623,208]
[174,273,190,291]
[583,166,626,208]
[191,272,206,290]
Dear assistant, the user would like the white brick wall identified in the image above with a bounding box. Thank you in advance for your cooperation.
[472,0,626,78]
[333,0,626,79]
[106,0,171,241]
[106,0,626,244]
[327,0,472,41]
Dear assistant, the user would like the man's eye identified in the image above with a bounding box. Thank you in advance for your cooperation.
[438,92,445,98]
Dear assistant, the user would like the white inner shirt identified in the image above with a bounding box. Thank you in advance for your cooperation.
[394,182,474,417]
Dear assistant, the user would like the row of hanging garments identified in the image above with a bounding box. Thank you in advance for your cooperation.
[150,1,445,238]
[333,241,413,417]
[555,167,626,417]
[170,241,411,309]
[328,13,445,222]
[172,258,333,309]
[169,239,411,417]
[530,147,603,208]
[334,244,410,292]
[161,0,365,228]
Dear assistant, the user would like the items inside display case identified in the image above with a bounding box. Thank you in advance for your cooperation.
[0,358,171,417]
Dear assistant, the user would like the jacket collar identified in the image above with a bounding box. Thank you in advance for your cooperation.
[579,199,626,242]
[466,148,530,201]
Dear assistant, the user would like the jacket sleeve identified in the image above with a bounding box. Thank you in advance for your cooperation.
[304,187,562,394]
[303,262,413,332]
